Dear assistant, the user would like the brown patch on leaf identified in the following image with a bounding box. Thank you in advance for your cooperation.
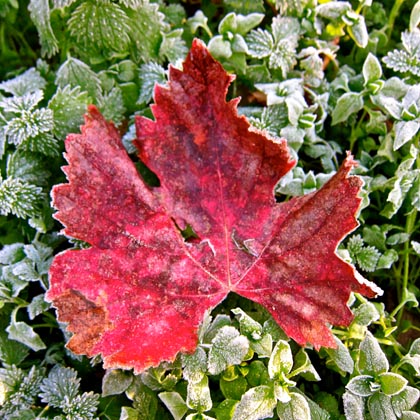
[53,289,113,356]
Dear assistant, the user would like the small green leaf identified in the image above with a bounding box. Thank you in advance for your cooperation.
[27,294,50,320]
[368,392,397,420]
[186,375,212,413]
[55,57,101,98]
[363,53,382,84]
[343,390,365,420]
[358,332,389,376]
[394,120,420,150]
[316,2,352,20]
[213,399,238,420]
[332,92,364,125]
[391,386,420,417]
[182,347,207,383]
[48,85,89,140]
[68,0,131,56]
[246,29,273,58]
[247,360,270,387]
[353,302,380,327]
[347,14,368,48]
[410,1,420,31]
[6,320,46,351]
[346,375,377,397]
[268,340,293,380]
[220,375,248,400]
[379,372,408,396]
[28,0,59,57]
[159,392,188,420]
[276,392,311,420]
[207,326,249,375]
[325,335,355,374]
[233,385,276,420]
[102,369,133,397]
[208,36,233,59]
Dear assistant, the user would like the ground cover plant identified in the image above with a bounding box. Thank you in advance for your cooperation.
[0,0,419,419]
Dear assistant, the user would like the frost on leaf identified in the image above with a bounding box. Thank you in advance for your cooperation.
[47,39,381,373]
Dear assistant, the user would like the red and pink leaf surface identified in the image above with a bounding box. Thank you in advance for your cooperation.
[47,39,381,373]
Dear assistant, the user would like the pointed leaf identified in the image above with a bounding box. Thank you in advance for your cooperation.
[47,40,381,373]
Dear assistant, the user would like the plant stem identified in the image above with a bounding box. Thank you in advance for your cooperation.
[396,208,417,326]
[387,0,406,41]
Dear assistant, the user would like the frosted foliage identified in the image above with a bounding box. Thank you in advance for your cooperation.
[0,178,42,218]
[233,385,276,420]
[182,347,207,383]
[207,326,249,375]
[0,69,46,96]
[358,332,389,376]
[5,108,54,146]
[343,391,365,420]
[0,90,44,113]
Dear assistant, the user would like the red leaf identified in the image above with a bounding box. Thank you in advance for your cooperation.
[47,39,381,372]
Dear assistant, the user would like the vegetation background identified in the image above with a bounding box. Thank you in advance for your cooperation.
[0,0,419,419]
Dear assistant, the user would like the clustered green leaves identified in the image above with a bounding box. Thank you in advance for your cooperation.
[0,0,419,419]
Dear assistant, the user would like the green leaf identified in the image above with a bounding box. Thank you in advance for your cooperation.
[159,392,188,420]
[68,0,131,56]
[220,375,248,400]
[120,406,140,420]
[410,1,420,31]
[6,320,46,351]
[48,86,89,140]
[233,385,277,420]
[125,3,164,63]
[343,390,365,420]
[138,62,167,105]
[276,392,311,420]
[268,340,293,380]
[208,36,233,59]
[331,92,364,125]
[247,361,270,387]
[363,53,382,84]
[316,2,352,20]
[401,411,420,420]
[187,10,212,37]
[0,68,46,96]
[182,347,207,383]
[394,120,420,150]
[28,0,59,57]
[0,329,29,365]
[347,14,368,48]
[213,399,238,420]
[391,386,420,417]
[379,372,408,396]
[358,332,389,376]
[346,375,377,397]
[27,294,50,320]
[246,29,273,58]
[55,57,101,99]
[232,308,263,340]
[368,392,396,420]
[101,369,133,397]
[324,335,354,374]
[0,178,43,219]
[159,29,188,63]
[353,302,380,327]
[186,375,212,413]
[207,326,249,375]
[96,86,126,125]
[292,349,320,381]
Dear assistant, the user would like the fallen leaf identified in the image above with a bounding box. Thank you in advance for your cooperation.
[47,39,381,373]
